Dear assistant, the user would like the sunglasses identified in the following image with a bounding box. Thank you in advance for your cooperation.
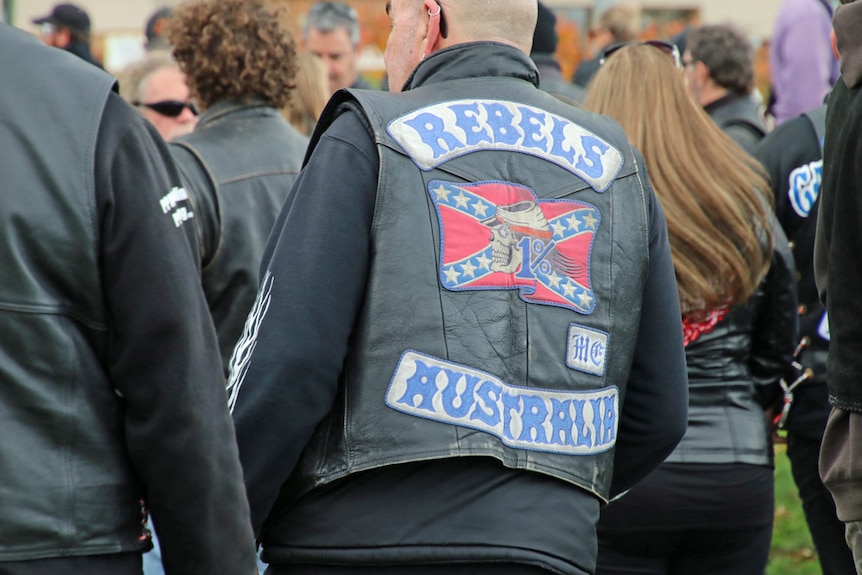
[599,40,682,69]
[132,100,198,118]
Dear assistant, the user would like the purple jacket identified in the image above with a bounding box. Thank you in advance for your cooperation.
[770,0,838,125]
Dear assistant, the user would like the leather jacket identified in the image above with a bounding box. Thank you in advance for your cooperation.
[705,93,767,154]
[283,44,656,504]
[666,224,798,465]
[171,102,308,374]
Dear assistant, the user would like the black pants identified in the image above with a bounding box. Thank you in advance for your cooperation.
[787,432,856,575]
[267,565,552,575]
[595,526,772,575]
[0,553,142,575]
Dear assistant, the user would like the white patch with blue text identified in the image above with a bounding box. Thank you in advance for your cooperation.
[566,324,608,376]
[386,350,618,455]
[788,159,822,218]
[387,99,624,193]
[818,312,830,342]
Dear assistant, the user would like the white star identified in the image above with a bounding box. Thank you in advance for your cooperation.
[461,260,478,278]
[562,281,577,298]
[444,266,461,284]
[551,220,567,238]
[547,271,562,289]
[472,201,490,218]
[433,184,451,202]
[454,191,471,209]
[567,213,582,232]
[476,253,493,270]
[583,212,598,230]
[578,292,594,308]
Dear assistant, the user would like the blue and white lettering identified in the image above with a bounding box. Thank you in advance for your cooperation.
[566,324,609,377]
[387,100,624,193]
[386,350,619,455]
[818,312,830,342]
[788,159,822,218]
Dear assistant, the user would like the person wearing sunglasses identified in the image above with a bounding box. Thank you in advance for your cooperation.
[683,24,768,154]
[119,51,197,142]
[227,1,690,575]
[585,43,798,575]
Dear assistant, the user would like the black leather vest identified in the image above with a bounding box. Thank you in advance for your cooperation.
[0,25,147,559]
[171,103,308,374]
[286,72,652,503]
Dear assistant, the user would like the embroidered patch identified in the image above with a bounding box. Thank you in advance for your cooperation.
[818,312,830,342]
[428,179,599,315]
[386,350,619,455]
[566,324,609,376]
[387,99,623,193]
[788,159,822,218]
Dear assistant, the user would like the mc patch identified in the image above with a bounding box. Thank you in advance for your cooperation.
[429,179,600,315]
[566,324,608,376]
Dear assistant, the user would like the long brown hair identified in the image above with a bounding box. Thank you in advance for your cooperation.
[584,44,773,315]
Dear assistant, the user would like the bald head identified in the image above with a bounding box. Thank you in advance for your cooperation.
[442,0,537,54]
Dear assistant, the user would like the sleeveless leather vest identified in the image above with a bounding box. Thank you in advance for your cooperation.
[171,103,308,374]
[287,75,651,503]
[0,25,147,559]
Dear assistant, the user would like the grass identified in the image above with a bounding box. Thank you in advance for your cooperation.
[768,442,822,575]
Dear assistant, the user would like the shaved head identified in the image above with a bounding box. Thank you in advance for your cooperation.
[443,0,537,54]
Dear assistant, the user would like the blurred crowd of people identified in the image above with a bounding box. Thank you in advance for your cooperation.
[2,0,861,574]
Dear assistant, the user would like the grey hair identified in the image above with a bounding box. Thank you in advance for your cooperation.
[117,50,178,103]
[303,2,360,46]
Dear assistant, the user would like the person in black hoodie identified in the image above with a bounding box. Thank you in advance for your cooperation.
[814,0,862,569]
[753,102,856,574]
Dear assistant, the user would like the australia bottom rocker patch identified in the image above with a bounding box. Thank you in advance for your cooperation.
[428,179,600,314]
[386,350,618,455]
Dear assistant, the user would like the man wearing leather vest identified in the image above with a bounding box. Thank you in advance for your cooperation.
[0,23,256,575]
[168,0,310,375]
[227,1,689,574]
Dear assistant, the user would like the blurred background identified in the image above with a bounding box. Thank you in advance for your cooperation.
[1,0,782,99]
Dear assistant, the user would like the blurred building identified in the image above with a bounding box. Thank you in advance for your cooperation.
[7,0,784,78]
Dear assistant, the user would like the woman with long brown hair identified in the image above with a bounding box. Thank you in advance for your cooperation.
[584,43,799,575]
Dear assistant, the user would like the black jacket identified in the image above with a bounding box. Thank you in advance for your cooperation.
[171,101,308,374]
[666,223,798,465]
[704,93,768,154]
[0,24,255,572]
[753,106,830,439]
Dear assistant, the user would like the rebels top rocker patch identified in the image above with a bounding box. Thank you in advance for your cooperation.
[429,180,600,315]
[387,99,623,193]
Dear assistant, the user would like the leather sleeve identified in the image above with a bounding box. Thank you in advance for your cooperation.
[750,218,800,408]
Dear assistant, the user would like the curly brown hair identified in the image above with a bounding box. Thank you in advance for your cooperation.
[169,0,297,110]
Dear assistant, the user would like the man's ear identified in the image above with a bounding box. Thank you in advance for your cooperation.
[421,0,444,59]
